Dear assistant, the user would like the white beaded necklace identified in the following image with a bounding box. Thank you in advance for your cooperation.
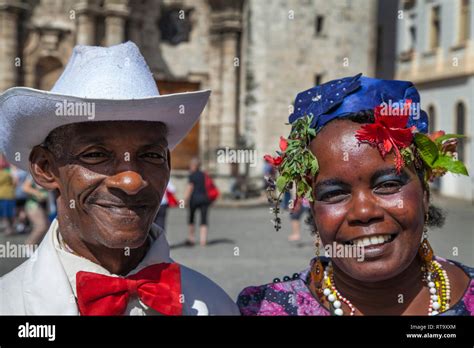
[320,261,451,316]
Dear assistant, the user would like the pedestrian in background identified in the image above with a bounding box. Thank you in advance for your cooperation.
[22,174,49,245]
[10,165,29,234]
[288,197,310,242]
[184,158,212,246]
[0,153,15,235]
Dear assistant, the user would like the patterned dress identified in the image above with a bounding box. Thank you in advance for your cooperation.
[237,256,474,316]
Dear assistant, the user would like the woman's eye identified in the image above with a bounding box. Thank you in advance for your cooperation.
[374,181,403,194]
[317,190,349,203]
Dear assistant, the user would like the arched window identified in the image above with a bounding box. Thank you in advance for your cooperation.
[427,104,436,134]
[456,102,466,162]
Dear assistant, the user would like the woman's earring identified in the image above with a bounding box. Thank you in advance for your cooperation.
[310,230,324,287]
[418,213,434,264]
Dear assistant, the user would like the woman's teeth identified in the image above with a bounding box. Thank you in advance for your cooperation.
[346,234,394,247]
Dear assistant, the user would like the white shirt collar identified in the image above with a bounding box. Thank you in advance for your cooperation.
[53,220,173,315]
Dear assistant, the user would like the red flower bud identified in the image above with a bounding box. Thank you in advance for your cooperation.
[428,130,445,142]
[279,137,288,152]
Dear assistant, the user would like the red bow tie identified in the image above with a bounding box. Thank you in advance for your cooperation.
[76,263,182,316]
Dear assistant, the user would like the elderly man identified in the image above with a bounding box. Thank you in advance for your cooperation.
[0,42,239,315]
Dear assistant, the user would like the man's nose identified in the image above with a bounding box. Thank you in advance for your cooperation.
[104,171,148,195]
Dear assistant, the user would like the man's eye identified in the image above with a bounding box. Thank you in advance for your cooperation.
[82,152,106,158]
[142,152,166,163]
[144,153,163,158]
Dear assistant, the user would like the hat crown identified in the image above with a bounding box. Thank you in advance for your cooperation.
[50,41,160,99]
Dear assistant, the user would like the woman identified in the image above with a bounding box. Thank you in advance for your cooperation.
[239,74,473,316]
[184,157,211,246]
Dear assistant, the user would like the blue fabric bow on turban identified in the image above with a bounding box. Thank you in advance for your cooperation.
[289,73,429,134]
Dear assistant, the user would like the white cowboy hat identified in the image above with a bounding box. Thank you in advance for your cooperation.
[0,41,210,171]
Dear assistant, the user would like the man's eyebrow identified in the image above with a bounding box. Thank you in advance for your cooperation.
[74,136,106,145]
[73,137,168,147]
[141,140,168,149]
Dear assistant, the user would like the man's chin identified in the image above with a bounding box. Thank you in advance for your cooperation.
[96,228,150,249]
[92,218,153,249]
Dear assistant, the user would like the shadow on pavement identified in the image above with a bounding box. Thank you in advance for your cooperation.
[170,238,235,249]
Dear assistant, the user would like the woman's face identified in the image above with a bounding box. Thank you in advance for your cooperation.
[309,119,428,282]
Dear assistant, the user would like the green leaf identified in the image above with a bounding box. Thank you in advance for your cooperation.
[276,175,288,192]
[432,155,469,176]
[310,157,319,175]
[401,147,413,166]
[297,179,309,197]
[414,133,439,167]
[433,133,465,145]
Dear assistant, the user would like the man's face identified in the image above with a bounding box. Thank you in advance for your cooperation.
[48,121,170,249]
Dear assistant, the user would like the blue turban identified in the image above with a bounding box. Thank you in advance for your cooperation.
[289,73,428,134]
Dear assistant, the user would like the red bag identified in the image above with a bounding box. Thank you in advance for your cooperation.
[204,172,219,202]
[165,189,178,207]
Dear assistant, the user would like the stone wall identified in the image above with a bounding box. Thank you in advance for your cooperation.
[0,0,379,198]
[243,0,377,181]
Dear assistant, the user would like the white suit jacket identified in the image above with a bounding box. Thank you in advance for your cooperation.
[0,219,239,315]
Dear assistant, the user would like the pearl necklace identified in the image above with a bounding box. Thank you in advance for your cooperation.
[320,260,451,316]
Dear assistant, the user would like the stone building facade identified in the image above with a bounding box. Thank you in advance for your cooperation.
[0,0,378,197]
[396,0,474,201]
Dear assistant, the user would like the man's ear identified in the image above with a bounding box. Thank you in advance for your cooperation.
[29,146,60,191]
[166,149,171,170]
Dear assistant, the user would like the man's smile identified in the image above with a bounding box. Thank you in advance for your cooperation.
[90,201,152,218]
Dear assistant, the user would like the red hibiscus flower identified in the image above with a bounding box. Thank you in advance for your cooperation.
[355,105,415,172]
[264,154,283,166]
[264,137,288,167]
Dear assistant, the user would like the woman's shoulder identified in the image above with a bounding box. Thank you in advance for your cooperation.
[236,263,330,316]
[435,256,474,316]
[437,257,473,275]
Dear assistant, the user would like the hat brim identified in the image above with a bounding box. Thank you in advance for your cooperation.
[0,87,210,171]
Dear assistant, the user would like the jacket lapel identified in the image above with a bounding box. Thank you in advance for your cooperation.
[23,219,79,315]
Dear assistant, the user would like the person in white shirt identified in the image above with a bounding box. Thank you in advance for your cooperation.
[0,41,239,316]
